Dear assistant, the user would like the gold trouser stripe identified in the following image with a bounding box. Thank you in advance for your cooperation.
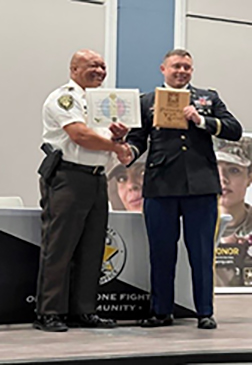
[212,195,221,306]
[214,118,222,136]
[214,195,221,243]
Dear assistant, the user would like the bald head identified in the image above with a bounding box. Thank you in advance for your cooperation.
[70,49,106,89]
[70,49,98,69]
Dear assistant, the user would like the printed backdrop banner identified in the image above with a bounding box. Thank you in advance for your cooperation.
[213,134,252,288]
[0,209,195,324]
[107,133,252,290]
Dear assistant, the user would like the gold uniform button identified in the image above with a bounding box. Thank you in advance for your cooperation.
[182,146,187,151]
[181,135,186,140]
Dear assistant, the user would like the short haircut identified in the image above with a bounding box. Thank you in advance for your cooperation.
[163,49,192,62]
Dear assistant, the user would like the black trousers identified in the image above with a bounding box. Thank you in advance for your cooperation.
[144,194,218,317]
[36,167,108,315]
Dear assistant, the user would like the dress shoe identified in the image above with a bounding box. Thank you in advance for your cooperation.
[198,316,217,329]
[33,314,68,332]
[140,314,173,328]
[67,313,117,328]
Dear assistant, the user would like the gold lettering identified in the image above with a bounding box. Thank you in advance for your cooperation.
[215,247,240,255]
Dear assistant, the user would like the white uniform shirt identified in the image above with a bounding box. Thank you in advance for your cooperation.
[42,79,112,166]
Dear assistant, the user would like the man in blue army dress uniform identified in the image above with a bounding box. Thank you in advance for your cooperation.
[124,49,242,329]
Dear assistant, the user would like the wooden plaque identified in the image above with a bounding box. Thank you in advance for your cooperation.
[153,87,190,129]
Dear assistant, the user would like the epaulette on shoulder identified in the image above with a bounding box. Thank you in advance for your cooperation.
[60,84,74,93]
[140,92,146,98]
[208,87,217,92]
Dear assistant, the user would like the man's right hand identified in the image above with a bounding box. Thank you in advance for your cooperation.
[114,143,134,165]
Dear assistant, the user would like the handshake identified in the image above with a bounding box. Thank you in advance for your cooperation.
[109,122,134,165]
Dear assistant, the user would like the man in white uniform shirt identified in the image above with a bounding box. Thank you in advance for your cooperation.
[34,49,129,332]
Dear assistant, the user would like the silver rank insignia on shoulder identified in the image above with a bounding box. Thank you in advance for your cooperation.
[208,87,216,91]
[57,95,74,110]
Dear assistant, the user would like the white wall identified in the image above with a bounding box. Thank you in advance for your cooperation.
[187,0,252,21]
[184,0,252,132]
[0,0,106,206]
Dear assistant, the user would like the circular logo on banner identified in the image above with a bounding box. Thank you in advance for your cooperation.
[99,227,126,285]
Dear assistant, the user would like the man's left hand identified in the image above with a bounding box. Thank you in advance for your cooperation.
[183,105,201,125]
[109,122,129,140]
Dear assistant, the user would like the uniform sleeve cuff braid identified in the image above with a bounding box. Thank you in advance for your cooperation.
[130,145,140,159]
[214,118,222,136]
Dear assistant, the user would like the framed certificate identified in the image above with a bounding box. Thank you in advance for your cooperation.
[85,88,141,128]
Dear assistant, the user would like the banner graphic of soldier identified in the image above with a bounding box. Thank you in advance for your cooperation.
[106,135,252,288]
[106,152,147,212]
[213,134,252,287]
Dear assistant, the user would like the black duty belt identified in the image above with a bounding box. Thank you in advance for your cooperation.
[59,160,105,175]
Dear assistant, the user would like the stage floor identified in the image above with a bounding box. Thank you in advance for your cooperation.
[0,295,251,364]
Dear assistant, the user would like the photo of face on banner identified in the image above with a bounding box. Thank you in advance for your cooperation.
[106,152,147,212]
[214,135,252,287]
